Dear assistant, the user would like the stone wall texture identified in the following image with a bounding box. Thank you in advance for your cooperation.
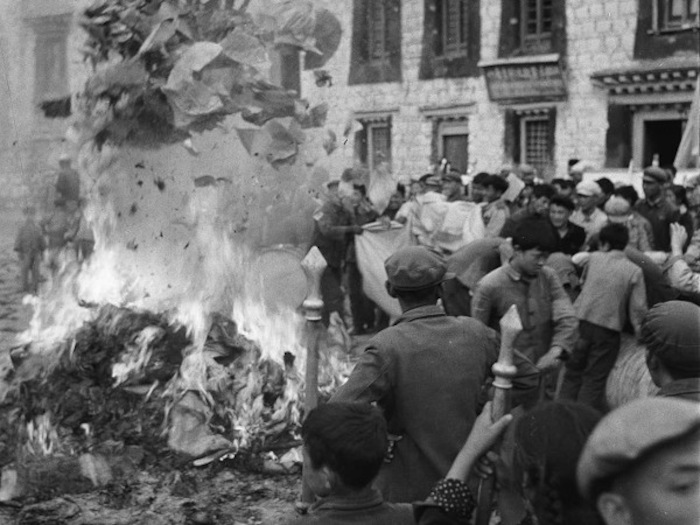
[300,0,647,180]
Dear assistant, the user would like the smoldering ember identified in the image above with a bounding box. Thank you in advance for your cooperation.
[1,1,700,525]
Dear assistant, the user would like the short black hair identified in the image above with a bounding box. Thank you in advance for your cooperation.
[550,195,575,211]
[302,403,387,490]
[614,185,639,206]
[485,174,508,194]
[670,184,689,207]
[599,223,629,251]
[472,172,490,185]
[595,177,614,195]
[532,184,556,200]
[513,218,558,252]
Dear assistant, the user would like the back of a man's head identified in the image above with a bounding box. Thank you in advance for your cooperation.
[599,223,629,251]
[302,403,387,491]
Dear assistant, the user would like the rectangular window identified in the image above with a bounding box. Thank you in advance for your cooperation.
[520,0,553,54]
[520,116,551,175]
[35,34,68,101]
[659,0,699,30]
[367,122,392,169]
[437,120,469,173]
[368,1,390,63]
[438,0,468,57]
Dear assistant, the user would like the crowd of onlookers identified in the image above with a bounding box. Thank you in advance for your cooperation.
[299,161,700,524]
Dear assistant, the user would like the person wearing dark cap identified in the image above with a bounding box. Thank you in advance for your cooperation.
[577,397,700,525]
[635,166,691,251]
[330,246,500,503]
[442,170,465,202]
[641,300,700,401]
[482,174,510,237]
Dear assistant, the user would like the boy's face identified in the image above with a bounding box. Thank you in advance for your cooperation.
[549,204,570,228]
[532,195,550,215]
[512,248,548,277]
[471,183,486,202]
[484,186,501,203]
[302,446,332,498]
[599,431,700,525]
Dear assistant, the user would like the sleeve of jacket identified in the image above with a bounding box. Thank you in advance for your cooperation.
[628,268,648,335]
[329,345,393,404]
[546,268,578,353]
[315,203,352,240]
[667,258,700,294]
[470,281,493,328]
[485,208,508,238]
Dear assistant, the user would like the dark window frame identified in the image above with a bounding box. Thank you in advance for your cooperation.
[653,0,699,33]
[520,0,554,54]
[498,0,566,59]
[355,117,393,170]
[504,107,557,179]
[438,0,469,59]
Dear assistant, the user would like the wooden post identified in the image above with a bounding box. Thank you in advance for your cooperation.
[299,246,327,504]
[475,304,522,525]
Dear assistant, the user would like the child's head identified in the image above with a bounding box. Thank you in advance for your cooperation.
[599,223,629,251]
[578,397,700,525]
[302,402,387,496]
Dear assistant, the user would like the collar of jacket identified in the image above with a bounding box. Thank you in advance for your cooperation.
[309,488,385,513]
[392,304,445,326]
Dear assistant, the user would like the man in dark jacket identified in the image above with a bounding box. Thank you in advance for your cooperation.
[330,246,500,503]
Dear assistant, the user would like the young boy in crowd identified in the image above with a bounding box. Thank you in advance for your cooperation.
[578,397,700,525]
[290,402,413,524]
[561,223,647,412]
[14,205,45,293]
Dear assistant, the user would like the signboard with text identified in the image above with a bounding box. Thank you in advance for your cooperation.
[480,58,567,103]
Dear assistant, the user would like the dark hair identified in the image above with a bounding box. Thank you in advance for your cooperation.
[595,177,614,196]
[485,174,509,194]
[552,178,575,191]
[670,184,689,208]
[393,285,441,306]
[532,184,556,200]
[550,195,575,212]
[614,186,639,206]
[513,218,558,252]
[472,172,490,185]
[395,182,406,197]
[568,158,580,168]
[353,184,367,196]
[599,223,629,250]
[302,403,387,490]
[514,401,603,525]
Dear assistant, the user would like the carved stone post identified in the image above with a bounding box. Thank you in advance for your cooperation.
[300,246,327,504]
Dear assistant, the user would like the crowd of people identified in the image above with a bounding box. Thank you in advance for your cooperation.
[298,161,700,524]
[14,155,94,294]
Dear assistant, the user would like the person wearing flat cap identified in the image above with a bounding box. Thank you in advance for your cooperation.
[330,246,500,503]
[577,397,700,525]
[571,180,608,241]
[641,300,700,401]
[635,166,693,251]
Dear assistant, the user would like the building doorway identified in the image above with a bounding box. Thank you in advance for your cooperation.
[643,119,684,167]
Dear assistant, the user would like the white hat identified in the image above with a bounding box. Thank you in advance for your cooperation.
[576,180,602,197]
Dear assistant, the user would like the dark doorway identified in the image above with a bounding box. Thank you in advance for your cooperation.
[643,119,683,167]
[442,134,469,174]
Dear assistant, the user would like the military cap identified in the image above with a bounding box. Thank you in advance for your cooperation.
[577,397,700,500]
[642,166,668,184]
[640,300,700,374]
[576,180,602,197]
[604,196,632,222]
[385,246,451,291]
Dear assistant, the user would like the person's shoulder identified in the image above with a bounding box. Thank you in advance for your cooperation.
[476,266,507,287]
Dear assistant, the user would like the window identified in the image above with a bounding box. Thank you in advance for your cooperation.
[355,117,393,170]
[438,120,469,174]
[35,35,68,101]
[438,0,468,58]
[521,0,553,54]
[521,116,551,174]
[349,0,402,84]
[657,0,699,30]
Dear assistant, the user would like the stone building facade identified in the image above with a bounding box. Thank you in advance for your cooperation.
[300,0,700,181]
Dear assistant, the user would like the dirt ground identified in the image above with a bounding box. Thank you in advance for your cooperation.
[0,208,307,525]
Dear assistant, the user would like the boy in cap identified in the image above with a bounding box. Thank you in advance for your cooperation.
[290,403,413,524]
[635,166,690,251]
[571,180,608,241]
[577,397,700,525]
[330,246,500,502]
[482,174,510,237]
[561,223,647,412]
[641,300,700,401]
[14,206,45,293]
[604,196,652,252]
